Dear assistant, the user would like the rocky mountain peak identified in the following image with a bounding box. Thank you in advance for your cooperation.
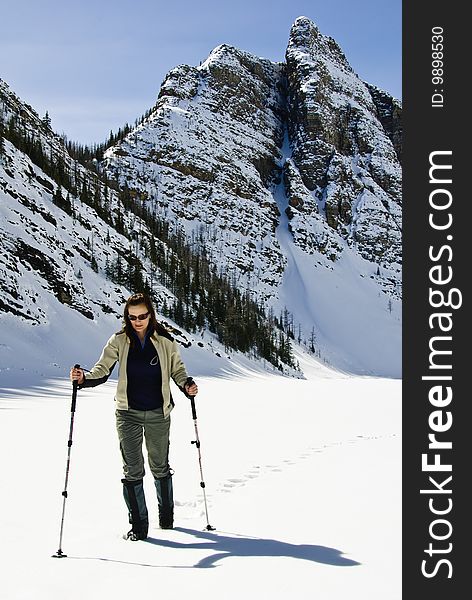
[288,16,320,48]
[201,43,252,68]
[288,16,352,73]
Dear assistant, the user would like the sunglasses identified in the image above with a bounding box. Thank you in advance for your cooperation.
[128,312,150,321]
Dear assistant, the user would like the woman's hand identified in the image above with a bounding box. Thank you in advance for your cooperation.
[70,366,85,385]
[185,381,198,396]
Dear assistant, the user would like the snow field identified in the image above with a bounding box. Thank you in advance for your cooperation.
[0,371,400,599]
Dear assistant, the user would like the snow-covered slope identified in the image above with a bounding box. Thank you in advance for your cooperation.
[0,132,294,386]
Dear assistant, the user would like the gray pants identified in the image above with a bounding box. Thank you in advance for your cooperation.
[116,408,171,480]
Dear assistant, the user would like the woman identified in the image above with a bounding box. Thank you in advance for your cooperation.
[70,292,198,541]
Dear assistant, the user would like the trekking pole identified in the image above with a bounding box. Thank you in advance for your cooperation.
[52,364,81,558]
[188,386,215,531]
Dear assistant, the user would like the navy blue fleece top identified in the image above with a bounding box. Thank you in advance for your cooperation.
[126,328,163,410]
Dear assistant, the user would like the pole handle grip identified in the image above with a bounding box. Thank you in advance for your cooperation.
[71,364,80,413]
[190,395,197,421]
[185,377,197,420]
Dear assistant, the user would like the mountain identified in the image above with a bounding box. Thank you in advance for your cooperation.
[0,79,299,384]
[0,17,401,380]
[102,17,402,376]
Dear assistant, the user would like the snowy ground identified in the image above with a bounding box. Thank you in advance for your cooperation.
[0,352,401,600]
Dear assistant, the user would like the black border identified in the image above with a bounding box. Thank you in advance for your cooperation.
[403,1,468,595]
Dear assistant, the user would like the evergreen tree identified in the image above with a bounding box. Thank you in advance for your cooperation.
[90,234,98,272]
[42,111,52,129]
[52,185,72,215]
[115,254,124,285]
[309,327,317,353]
[0,114,5,159]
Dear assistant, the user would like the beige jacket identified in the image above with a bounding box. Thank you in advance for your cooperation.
[81,330,190,417]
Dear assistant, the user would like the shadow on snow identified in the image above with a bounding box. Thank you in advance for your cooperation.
[149,527,360,568]
[69,527,360,569]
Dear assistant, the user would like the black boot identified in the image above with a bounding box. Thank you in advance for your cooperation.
[154,473,174,529]
[122,479,149,540]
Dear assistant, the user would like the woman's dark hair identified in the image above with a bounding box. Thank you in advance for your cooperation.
[122,292,171,344]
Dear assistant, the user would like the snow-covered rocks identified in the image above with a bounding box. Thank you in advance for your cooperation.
[285,16,402,271]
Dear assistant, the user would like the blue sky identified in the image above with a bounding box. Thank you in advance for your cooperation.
[0,0,401,145]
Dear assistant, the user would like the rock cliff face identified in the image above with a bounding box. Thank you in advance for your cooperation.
[104,17,401,304]
[104,44,288,301]
[366,83,402,163]
[284,17,402,275]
